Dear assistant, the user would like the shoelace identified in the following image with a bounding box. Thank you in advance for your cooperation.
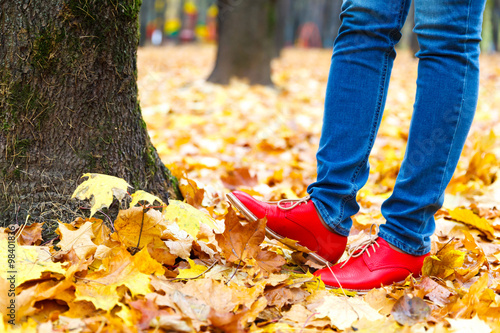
[272,195,311,210]
[263,195,311,210]
[340,224,380,268]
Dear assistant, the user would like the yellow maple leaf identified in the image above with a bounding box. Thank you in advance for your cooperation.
[176,258,208,279]
[422,247,465,279]
[0,240,66,286]
[74,247,153,311]
[163,200,220,239]
[130,190,165,209]
[449,208,495,240]
[56,221,97,260]
[132,247,165,276]
[113,207,166,248]
[72,173,130,217]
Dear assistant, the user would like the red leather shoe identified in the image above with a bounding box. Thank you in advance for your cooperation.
[313,236,429,293]
[226,191,347,264]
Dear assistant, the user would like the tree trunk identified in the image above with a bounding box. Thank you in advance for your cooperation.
[207,0,277,86]
[322,0,342,48]
[408,1,420,56]
[0,0,181,226]
[493,0,500,51]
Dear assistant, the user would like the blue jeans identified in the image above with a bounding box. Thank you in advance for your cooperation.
[307,0,486,255]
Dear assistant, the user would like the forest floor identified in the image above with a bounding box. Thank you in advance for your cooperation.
[2,46,500,332]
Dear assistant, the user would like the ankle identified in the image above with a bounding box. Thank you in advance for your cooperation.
[387,241,407,254]
[313,204,342,236]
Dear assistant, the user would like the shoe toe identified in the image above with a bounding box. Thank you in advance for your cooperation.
[230,191,267,218]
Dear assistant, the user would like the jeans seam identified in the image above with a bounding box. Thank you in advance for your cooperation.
[335,0,409,225]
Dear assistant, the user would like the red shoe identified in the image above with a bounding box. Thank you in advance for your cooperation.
[226,191,347,264]
[313,236,429,293]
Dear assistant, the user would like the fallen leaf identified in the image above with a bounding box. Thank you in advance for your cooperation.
[17,223,43,245]
[215,208,265,263]
[314,295,383,330]
[74,247,153,311]
[71,173,130,217]
[150,314,193,332]
[449,208,495,240]
[56,221,97,260]
[132,247,165,276]
[447,315,492,333]
[176,258,208,279]
[415,277,453,307]
[208,308,248,333]
[264,284,309,309]
[0,241,66,287]
[130,190,165,209]
[254,248,286,275]
[422,242,465,279]
[179,278,264,313]
[129,298,170,330]
[391,294,430,325]
[164,200,220,238]
[147,238,177,266]
[364,288,395,316]
[221,167,258,190]
[113,207,165,249]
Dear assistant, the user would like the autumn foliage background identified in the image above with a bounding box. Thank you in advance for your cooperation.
[2,45,500,332]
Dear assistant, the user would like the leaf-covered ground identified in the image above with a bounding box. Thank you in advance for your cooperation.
[2,46,500,332]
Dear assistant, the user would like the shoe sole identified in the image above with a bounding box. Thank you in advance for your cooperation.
[226,192,330,265]
[324,279,407,295]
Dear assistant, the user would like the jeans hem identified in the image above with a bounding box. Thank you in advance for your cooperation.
[378,229,430,256]
[310,197,350,237]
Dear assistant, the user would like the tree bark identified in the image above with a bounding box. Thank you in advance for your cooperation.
[0,0,181,225]
[207,0,277,86]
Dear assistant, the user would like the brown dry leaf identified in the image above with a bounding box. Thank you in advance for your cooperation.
[147,237,177,266]
[313,295,383,330]
[456,230,488,281]
[179,177,206,208]
[16,265,78,321]
[254,248,286,276]
[113,207,165,249]
[56,221,97,260]
[90,219,112,245]
[208,308,249,333]
[178,278,265,313]
[17,222,44,245]
[364,288,396,316]
[264,284,309,309]
[415,277,453,307]
[129,298,170,330]
[215,207,266,263]
[391,294,430,326]
[221,167,258,190]
[449,208,495,240]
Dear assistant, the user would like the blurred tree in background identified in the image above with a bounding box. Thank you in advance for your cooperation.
[139,0,500,52]
[207,0,278,85]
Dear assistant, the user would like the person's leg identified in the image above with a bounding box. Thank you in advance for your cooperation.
[379,0,487,256]
[307,0,412,236]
